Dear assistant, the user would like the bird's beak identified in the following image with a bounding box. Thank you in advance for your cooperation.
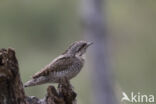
[87,42,93,47]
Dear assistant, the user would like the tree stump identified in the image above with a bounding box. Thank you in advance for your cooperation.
[0,48,77,104]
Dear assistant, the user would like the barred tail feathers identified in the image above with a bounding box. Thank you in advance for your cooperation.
[24,76,49,87]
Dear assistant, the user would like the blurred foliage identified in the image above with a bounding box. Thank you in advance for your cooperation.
[0,0,156,104]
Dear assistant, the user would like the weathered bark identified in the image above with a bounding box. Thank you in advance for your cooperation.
[26,82,77,104]
[0,48,77,104]
[0,48,26,104]
[81,0,117,104]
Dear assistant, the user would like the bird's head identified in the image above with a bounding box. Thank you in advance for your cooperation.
[64,41,93,56]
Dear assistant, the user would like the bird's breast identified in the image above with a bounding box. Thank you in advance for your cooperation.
[49,59,84,83]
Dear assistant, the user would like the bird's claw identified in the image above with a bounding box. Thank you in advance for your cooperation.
[58,77,74,90]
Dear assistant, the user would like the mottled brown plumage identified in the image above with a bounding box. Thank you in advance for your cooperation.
[24,41,93,87]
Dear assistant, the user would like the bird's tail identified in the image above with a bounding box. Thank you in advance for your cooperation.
[24,76,49,87]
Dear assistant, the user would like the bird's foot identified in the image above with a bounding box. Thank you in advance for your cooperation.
[58,77,74,90]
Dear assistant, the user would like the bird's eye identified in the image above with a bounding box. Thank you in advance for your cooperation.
[77,44,86,52]
[80,44,85,48]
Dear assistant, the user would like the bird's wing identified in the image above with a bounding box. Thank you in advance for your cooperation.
[32,56,75,79]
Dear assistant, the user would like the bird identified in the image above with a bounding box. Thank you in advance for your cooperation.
[24,41,93,87]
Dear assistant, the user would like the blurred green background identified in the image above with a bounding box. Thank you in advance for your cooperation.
[0,0,156,104]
